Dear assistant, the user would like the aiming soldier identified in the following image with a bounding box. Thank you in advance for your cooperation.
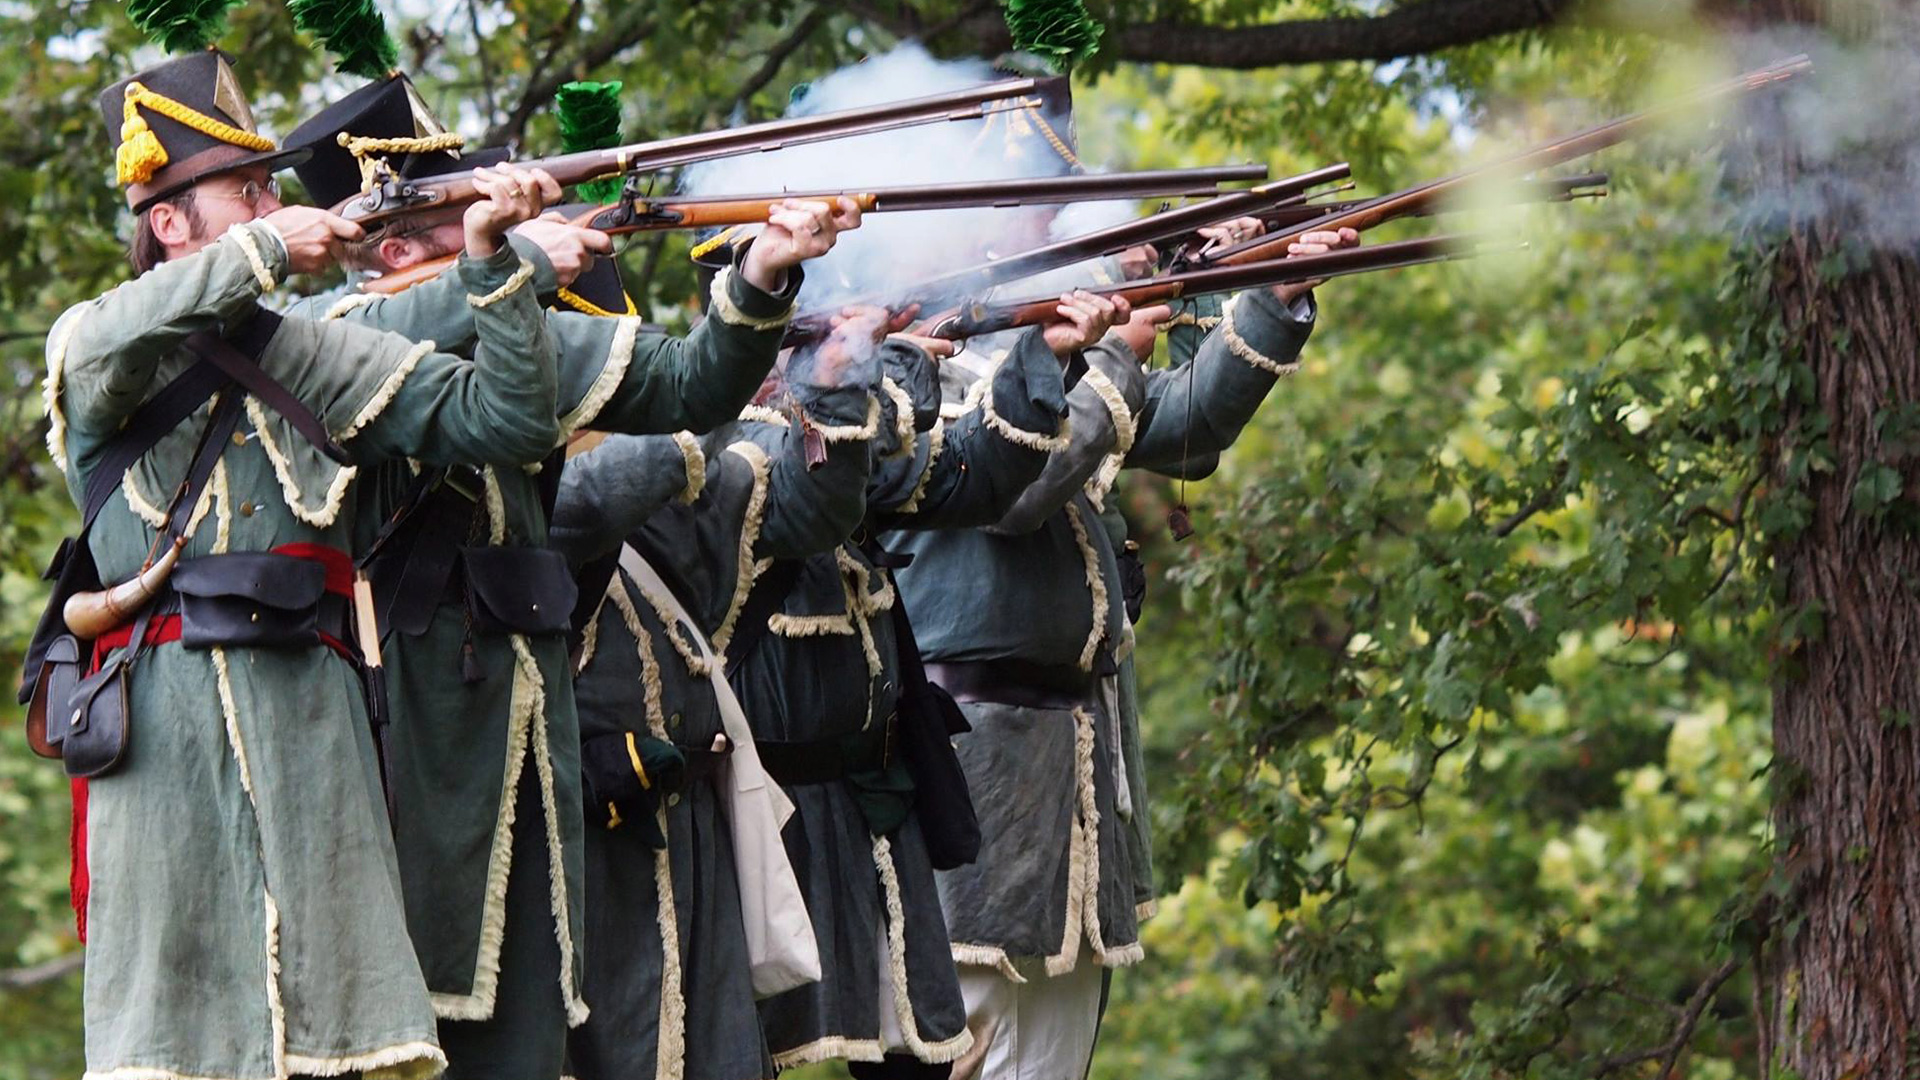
[34,51,565,1079]
[271,72,859,1078]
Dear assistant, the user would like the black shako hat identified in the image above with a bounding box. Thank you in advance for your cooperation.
[100,51,310,212]
[286,73,508,213]
[549,204,637,317]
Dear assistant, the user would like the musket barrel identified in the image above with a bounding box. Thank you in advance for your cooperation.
[1200,57,1809,268]
[336,75,1054,227]
[931,235,1488,338]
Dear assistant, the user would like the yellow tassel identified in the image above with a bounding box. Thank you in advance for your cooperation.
[117,87,169,185]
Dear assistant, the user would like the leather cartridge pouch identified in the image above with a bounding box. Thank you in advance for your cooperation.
[172,553,328,649]
[461,547,579,636]
[24,634,84,759]
[64,656,132,779]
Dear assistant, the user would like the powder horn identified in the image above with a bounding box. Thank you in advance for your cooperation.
[63,535,186,639]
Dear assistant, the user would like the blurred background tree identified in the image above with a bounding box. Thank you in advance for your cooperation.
[5,1,1910,1077]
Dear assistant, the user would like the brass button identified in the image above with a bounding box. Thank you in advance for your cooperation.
[239,501,255,517]
[250,612,259,622]
[667,793,681,807]
[231,431,248,447]
[668,712,683,729]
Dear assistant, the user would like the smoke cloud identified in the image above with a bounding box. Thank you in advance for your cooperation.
[681,44,1139,309]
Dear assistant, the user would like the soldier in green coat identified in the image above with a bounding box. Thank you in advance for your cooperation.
[47,52,565,1080]
[270,73,861,1080]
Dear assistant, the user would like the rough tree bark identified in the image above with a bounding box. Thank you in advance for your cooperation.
[1744,6,1920,1075]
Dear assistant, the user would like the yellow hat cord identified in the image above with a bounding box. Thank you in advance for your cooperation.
[117,81,277,187]
[337,130,466,193]
[688,224,742,262]
[554,286,638,319]
[1023,101,1081,168]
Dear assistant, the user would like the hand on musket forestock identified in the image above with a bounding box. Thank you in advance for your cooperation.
[1274,227,1361,303]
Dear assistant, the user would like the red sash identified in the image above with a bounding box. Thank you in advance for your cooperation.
[71,543,358,941]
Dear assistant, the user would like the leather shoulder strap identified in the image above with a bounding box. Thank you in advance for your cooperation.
[77,360,225,530]
[183,309,352,464]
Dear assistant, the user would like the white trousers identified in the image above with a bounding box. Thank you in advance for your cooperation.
[949,948,1104,1080]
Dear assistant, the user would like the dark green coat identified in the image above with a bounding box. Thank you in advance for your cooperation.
[290,254,798,1027]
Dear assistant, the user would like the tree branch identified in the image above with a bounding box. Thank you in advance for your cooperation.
[0,951,83,992]
[844,0,1583,69]
[485,8,662,147]
[731,7,833,119]
[1591,955,1743,1078]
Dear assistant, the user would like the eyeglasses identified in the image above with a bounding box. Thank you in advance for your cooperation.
[196,177,280,209]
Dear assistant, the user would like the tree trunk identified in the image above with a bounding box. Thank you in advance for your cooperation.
[1752,10,1920,1073]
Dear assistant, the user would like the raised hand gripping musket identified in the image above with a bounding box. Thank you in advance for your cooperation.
[336,76,1062,232]
[359,164,1276,295]
[1180,56,1810,272]
[778,161,1354,345]
[927,235,1507,339]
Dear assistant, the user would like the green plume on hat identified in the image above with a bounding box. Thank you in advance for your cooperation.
[288,0,400,81]
[126,0,248,53]
[556,80,625,204]
[1003,0,1103,73]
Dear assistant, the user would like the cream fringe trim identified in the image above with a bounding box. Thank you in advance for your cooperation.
[712,441,772,653]
[671,432,706,505]
[768,612,855,637]
[896,421,943,514]
[736,399,879,444]
[227,224,278,294]
[1043,706,1095,978]
[836,548,896,616]
[574,591,605,676]
[607,582,686,1076]
[1157,311,1220,331]
[265,892,288,1078]
[431,630,535,1022]
[632,575,716,679]
[873,837,974,1064]
[284,1041,447,1078]
[950,944,1027,984]
[81,1039,448,1080]
[322,292,379,321]
[1064,505,1111,673]
[814,396,881,444]
[520,633,591,1027]
[42,310,82,472]
[467,258,536,309]
[771,1037,887,1070]
[340,339,434,444]
[246,396,359,529]
[1081,363,1135,511]
[709,267,795,331]
[981,376,1070,453]
[211,460,232,554]
[737,404,787,427]
[1136,899,1159,921]
[122,470,168,529]
[880,377,918,460]
[558,317,639,441]
[1220,294,1298,377]
[1081,365,1135,457]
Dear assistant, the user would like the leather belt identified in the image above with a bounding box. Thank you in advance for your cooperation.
[924,659,1096,711]
[756,717,895,788]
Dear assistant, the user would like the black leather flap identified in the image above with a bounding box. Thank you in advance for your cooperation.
[463,547,578,635]
[45,635,82,665]
[171,553,327,611]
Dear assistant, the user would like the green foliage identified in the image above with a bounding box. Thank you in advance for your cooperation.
[125,0,247,53]
[556,80,626,204]
[0,3,1804,1076]
[288,0,399,81]
[1004,0,1105,73]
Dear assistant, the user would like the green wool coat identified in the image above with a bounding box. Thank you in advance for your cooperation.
[285,253,798,1028]
[46,221,558,1080]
